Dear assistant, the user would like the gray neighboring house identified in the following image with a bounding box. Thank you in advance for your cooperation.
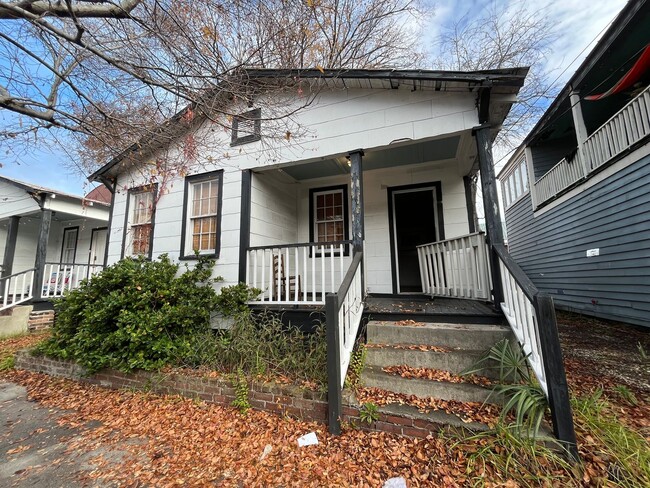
[498,0,650,327]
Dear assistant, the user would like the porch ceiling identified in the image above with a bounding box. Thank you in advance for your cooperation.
[280,135,461,181]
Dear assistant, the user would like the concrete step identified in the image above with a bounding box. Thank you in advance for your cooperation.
[367,320,513,350]
[361,367,498,404]
[378,402,490,432]
[365,346,499,378]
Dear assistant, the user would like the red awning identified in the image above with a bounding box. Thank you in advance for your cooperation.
[585,44,650,101]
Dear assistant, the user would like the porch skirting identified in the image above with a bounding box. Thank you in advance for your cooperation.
[15,351,450,439]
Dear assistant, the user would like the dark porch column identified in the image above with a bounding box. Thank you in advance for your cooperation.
[238,169,252,283]
[1,216,20,279]
[33,209,52,301]
[473,125,504,306]
[348,150,364,253]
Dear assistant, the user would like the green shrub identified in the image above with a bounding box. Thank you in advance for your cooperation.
[37,255,220,373]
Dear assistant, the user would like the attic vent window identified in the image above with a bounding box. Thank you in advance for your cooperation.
[231,108,261,146]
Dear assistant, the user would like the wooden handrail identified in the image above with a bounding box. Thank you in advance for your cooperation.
[326,250,364,436]
[0,267,36,282]
[493,242,578,460]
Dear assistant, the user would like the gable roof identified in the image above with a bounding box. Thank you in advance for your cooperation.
[0,175,110,206]
[89,67,528,183]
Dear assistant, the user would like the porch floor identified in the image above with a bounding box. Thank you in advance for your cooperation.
[365,296,503,324]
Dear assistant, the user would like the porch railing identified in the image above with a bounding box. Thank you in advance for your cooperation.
[326,251,364,435]
[416,232,491,300]
[493,243,577,458]
[246,241,352,305]
[41,262,104,299]
[534,84,650,206]
[0,268,35,312]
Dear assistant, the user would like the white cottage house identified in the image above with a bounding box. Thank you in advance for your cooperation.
[88,68,577,450]
[0,176,110,332]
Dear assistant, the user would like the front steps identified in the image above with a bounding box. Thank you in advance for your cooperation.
[360,319,514,427]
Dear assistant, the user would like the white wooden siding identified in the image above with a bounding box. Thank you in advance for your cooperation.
[105,86,478,289]
[0,181,40,219]
[250,173,298,247]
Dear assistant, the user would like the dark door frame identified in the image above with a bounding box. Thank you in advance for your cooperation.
[60,226,80,264]
[387,181,445,294]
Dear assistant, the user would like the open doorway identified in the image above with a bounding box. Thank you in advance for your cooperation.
[388,182,444,294]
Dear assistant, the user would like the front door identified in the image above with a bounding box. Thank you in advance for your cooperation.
[89,228,107,269]
[389,184,442,293]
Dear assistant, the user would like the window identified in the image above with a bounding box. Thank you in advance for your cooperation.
[180,171,223,259]
[231,108,261,146]
[501,157,529,209]
[309,185,349,254]
[122,186,156,259]
[60,227,78,264]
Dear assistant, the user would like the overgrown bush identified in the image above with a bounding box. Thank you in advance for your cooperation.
[37,255,220,373]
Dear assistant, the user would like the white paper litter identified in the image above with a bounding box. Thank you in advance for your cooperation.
[382,477,407,488]
[259,444,272,461]
[297,432,319,447]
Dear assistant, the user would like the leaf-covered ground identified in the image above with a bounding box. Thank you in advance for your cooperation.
[1,312,649,487]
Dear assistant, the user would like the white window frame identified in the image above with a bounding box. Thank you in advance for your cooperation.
[309,185,349,257]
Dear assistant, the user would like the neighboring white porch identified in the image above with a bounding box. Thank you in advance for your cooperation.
[0,178,110,312]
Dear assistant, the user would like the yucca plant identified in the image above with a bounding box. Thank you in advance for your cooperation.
[463,338,549,437]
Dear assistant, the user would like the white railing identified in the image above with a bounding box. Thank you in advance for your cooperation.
[497,254,547,396]
[41,262,104,298]
[535,84,650,205]
[0,268,35,312]
[246,241,352,305]
[335,254,364,387]
[534,150,586,205]
[327,251,365,434]
[416,232,491,300]
[584,84,650,172]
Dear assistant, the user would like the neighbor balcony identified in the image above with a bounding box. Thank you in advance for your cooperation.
[534,84,650,206]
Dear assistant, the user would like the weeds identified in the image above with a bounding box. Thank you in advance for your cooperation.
[451,424,573,486]
[572,390,650,488]
[182,310,327,389]
[359,402,379,424]
[345,343,366,388]
[612,384,638,406]
[231,369,251,414]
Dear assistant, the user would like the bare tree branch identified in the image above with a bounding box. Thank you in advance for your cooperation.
[0,0,141,19]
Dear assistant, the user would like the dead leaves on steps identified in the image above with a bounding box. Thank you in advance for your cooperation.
[382,365,493,388]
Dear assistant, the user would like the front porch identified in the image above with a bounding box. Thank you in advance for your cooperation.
[1,208,108,312]
[241,132,483,305]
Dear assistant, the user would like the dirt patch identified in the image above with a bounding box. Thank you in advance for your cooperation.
[557,311,650,396]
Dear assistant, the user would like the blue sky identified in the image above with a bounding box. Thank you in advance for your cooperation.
[0,0,628,196]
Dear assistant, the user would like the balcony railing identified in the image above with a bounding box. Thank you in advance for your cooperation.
[534,84,650,206]
[245,241,352,305]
